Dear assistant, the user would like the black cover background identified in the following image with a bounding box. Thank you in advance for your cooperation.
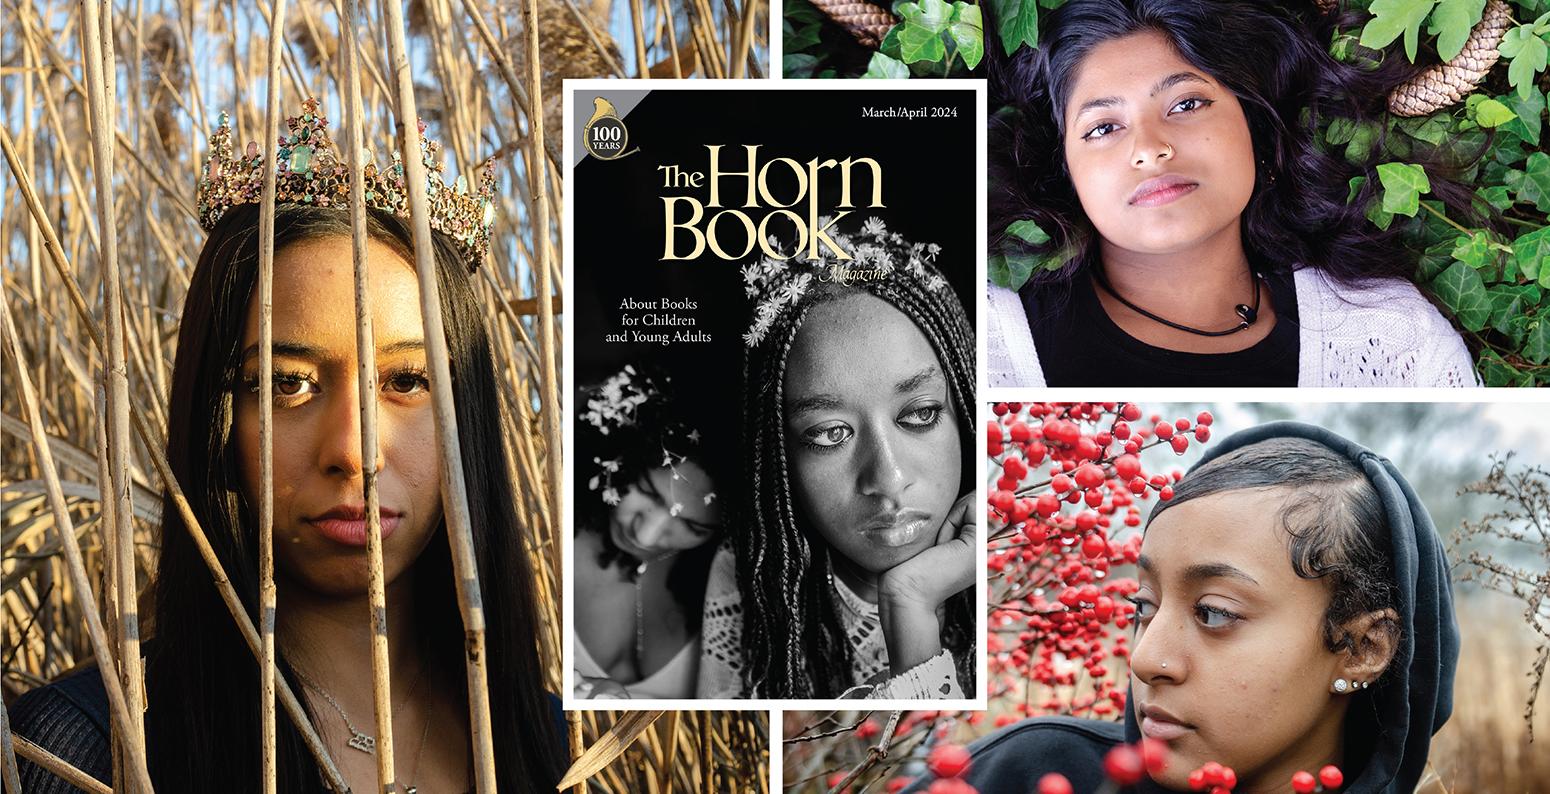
[574,87,977,457]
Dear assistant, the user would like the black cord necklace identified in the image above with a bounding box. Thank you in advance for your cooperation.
[1093,268,1264,337]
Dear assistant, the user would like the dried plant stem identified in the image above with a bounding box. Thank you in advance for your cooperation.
[80,0,148,780]
[256,1,291,791]
[629,0,651,76]
[11,736,112,794]
[0,297,155,794]
[1,700,23,794]
[519,0,563,554]
[381,1,499,789]
[343,0,401,790]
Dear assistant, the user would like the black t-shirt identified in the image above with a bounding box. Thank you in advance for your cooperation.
[1022,269,1300,386]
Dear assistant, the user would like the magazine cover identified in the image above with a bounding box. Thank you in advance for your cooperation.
[564,80,986,708]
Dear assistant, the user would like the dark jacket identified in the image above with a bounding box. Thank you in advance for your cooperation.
[8,668,569,793]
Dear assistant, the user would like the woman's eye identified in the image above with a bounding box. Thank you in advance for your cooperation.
[383,368,430,395]
[802,423,853,449]
[248,371,318,401]
[1125,596,1156,621]
[1081,122,1119,141]
[1194,603,1241,629]
[899,404,943,429]
[1169,97,1212,115]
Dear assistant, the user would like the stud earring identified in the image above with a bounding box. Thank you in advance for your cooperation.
[1333,678,1349,693]
[1161,662,1168,669]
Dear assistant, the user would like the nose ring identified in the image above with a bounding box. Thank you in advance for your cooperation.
[1159,143,1174,160]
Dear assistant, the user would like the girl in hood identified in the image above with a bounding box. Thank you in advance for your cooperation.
[918,422,1458,793]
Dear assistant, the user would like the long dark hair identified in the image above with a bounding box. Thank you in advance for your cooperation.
[739,255,977,698]
[988,0,1487,292]
[145,204,564,792]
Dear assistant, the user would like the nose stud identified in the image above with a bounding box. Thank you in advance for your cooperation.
[1160,662,1167,669]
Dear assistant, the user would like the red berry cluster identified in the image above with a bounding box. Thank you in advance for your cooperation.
[923,743,977,793]
[1291,765,1344,793]
[987,403,1212,718]
[1186,761,1237,793]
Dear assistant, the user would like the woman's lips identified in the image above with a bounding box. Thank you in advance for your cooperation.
[1129,175,1199,207]
[1139,703,1195,741]
[306,506,401,546]
[860,510,932,548]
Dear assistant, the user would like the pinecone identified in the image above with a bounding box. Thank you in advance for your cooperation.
[1388,0,1512,117]
[809,0,895,49]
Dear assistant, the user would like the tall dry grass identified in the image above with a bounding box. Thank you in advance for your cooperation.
[1,0,768,790]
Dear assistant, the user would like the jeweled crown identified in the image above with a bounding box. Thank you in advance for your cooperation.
[197,97,497,268]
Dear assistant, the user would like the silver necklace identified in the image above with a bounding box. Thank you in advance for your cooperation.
[633,553,677,675]
[293,663,424,757]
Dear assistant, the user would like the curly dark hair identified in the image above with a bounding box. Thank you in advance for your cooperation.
[1148,436,1400,668]
[739,248,978,698]
[987,0,1489,294]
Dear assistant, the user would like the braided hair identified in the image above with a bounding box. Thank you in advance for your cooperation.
[738,247,977,698]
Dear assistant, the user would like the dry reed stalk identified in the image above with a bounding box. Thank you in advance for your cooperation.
[10,736,112,794]
[729,0,757,79]
[380,1,499,789]
[628,0,651,76]
[654,0,684,77]
[79,1,149,781]
[343,0,403,789]
[519,0,563,560]
[0,296,155,793]
[1,701,23,793]
[453,0,560,170]
[256,1,291,791]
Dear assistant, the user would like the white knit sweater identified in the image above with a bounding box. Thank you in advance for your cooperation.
[987,269,1479,387]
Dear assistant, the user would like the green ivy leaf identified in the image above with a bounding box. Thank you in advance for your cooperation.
[1429,0,1487,60]
[783,53,820,78]
[989,252,1038,291]
[1487,284,1541,336]
[1516,151,1550,212]
[785,19,823,52]
[1525,319,1550,364]
[900,0,952,32]
[1501,24,1550,100]
[1007,219,1051,245]
[1501,89,1546,146]
[1473,98,1518,127]
[1432,260,1492,330]
[1418,239,1456,280]
[1452,230,1498,269]
[1377,161,1431,216]
[861,51,911,79]
[1477,350,1528,386]
[1515,225,1550,284]
[1398,113,1453,145]
[988,0,1039,56]
[898,21,947,63]
[1360,0,1438,62]
[949,2,985,70]
[1477,185,1514,211]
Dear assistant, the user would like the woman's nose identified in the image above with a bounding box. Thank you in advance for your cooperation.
[1128,607,1187,685]
[1130,124,1174,168]
[857,428,908,505]
[318,381,386,478]
[631,507,672,549]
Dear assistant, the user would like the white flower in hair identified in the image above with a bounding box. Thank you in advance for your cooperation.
[602,487,621,506]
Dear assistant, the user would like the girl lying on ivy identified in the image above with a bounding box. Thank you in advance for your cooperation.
[986,0,1495,387]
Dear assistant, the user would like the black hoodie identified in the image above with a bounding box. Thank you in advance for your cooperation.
[910,421,1460,794]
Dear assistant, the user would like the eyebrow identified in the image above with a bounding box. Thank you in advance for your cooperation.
[240,338,425,363]
[1073,71,1212,118]
[1137,554,1261,587]
[785,366,943,420]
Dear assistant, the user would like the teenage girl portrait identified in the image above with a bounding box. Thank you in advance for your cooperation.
[986,0,1548,386]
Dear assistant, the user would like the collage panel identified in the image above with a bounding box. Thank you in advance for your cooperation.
[782,399,1550,793]
[564,80,987,709]
[0,1,770,792]
[974,1,1547,387]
